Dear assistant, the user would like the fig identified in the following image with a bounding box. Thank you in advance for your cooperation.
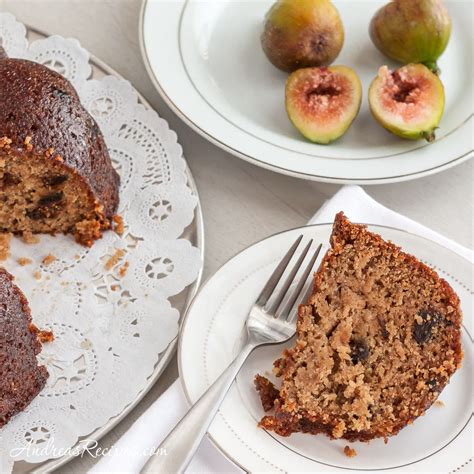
[285,66,362,144]
[370,0,451,73]
[261,0,344,73]
[368,64,445,142]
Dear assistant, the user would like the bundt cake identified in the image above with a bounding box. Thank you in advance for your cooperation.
[0,46,119,246]
[0,268,49,427]
[255,213,463,442]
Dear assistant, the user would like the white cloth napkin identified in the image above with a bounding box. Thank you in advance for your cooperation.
[91,185,472,474]
[309,186,472,262]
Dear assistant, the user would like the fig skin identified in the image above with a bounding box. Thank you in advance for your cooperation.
[261,0,344,73]
[370,0,451,73]
[368,64,445,142]
[285,66,362,144]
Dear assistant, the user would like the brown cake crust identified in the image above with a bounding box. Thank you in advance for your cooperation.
[256,212,463,442]
[0,48,119,245]
[0,268,49,427]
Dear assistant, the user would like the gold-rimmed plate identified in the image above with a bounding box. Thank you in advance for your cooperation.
[179,224,472,473]
[141,0,473,184]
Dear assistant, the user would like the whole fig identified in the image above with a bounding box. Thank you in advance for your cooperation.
[261,0,344,73]
[370,0,451,73]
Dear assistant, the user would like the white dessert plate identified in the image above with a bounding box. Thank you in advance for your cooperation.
[179,224,473,473]
[141,0,473,184]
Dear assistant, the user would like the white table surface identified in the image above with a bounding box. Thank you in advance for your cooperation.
[1,0,472,472]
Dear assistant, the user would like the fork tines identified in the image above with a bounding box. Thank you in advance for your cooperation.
[257,235,323,323]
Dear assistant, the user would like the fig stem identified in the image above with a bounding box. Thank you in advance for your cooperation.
[423,130,436,143]
[423,61,440,75]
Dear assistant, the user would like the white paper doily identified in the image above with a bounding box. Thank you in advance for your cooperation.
[0,13,202,468]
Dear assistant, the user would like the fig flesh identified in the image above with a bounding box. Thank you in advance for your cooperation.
[285,66,362,144]
[370,0,451,73]
[368,64,445,142]
[261,0,344,73]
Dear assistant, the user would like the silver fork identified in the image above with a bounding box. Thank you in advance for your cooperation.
[142,236,322,473]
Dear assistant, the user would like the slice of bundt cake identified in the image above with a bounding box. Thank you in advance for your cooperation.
[255,213,463,442]
[0,268,49,427]
[0,47,119,246]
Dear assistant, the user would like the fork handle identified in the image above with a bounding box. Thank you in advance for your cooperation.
[141,343,255,474]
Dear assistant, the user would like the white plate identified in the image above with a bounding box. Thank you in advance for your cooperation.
[141,0,473,184]
[179,224,473,473]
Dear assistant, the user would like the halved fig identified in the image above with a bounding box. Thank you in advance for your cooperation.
[368,64,445,142]
[285,66,362,144]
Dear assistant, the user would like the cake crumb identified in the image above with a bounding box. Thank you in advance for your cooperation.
[17,257,33,266]
[42,254,57,266]
[113,215,124,236]
[0,233,12,260]
[111,284,119,292]
[37,329,54,343]
[255,374,279,411]
[22,231,40,244]
[105,248,126,270]
[118,261,129,278]
[344,446,357,458]
[0,136,12,148]
[434,400,445,407]
[29,324,54,343]
[33,270,42,280]
[24,135,33,151]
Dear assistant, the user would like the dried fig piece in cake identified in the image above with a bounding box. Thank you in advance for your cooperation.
[0,50,119,246]
[0,268,49,427]
[255,213,463,442]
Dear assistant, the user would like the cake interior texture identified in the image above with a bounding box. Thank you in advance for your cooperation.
[255,212,463,442]
[0,268,48,427]
[0,152,103,245]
